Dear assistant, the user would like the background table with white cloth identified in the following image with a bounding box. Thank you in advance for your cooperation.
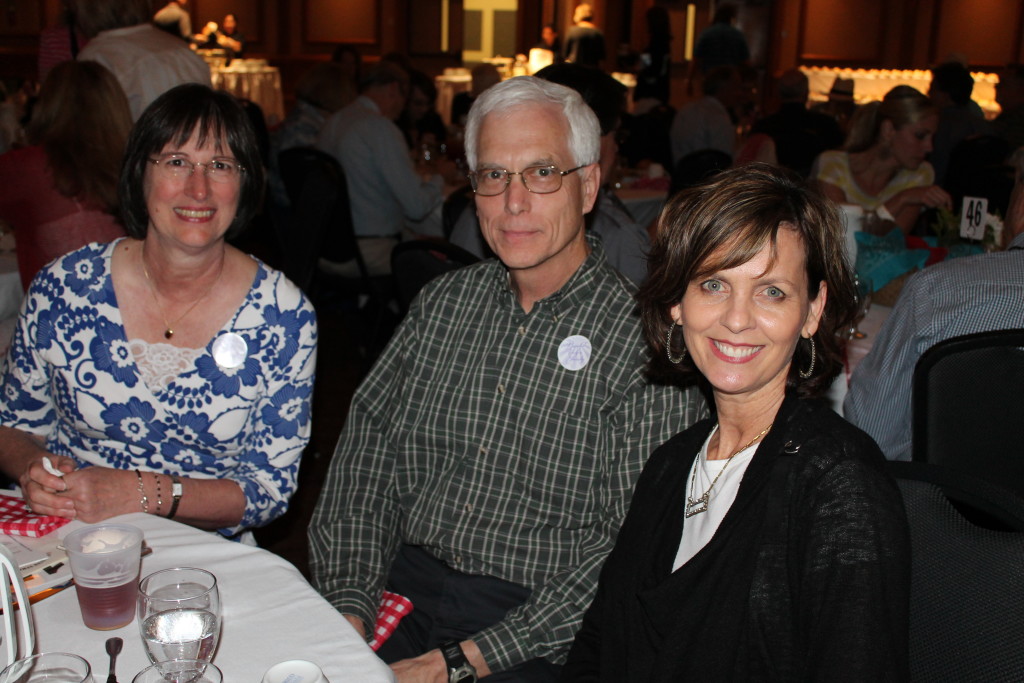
[211,61,285,126]
[18,513,395,682]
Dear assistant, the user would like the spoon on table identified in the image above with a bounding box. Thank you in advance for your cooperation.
[105,637,123,683]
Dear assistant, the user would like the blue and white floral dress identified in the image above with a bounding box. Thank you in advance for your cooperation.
[0,240,318,537]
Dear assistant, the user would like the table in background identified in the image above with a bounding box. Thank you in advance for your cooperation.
[20,513,395,682]
[828,303,893,416]
[211,61,285,126]
[618,187,667,229]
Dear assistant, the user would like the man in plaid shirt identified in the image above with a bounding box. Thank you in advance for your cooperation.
[309,76,703,683]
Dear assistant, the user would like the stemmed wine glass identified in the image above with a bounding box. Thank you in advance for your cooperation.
[849,275,874,339]
[137,568,221,668]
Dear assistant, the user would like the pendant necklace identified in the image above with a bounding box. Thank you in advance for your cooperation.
[685,423,773,518]
[141,247,224,340]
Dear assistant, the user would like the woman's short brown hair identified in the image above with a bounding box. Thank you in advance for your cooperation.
[638,163,857,398]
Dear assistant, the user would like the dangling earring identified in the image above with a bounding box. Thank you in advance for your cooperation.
[798,336,816,379]
[666,323,687,364]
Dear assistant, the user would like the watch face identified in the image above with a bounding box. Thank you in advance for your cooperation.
[451,668,477,683]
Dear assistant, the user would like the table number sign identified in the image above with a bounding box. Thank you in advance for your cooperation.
[959,196,988,241]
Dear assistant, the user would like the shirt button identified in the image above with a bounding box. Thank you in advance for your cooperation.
[453,555,462,565]
[479,445,488,455]
[518,326,526,336]
[464,503,473,513]
[497,383,505,394]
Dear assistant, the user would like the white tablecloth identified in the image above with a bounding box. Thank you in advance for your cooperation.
[19,514,395,682]
[211,64,285,126]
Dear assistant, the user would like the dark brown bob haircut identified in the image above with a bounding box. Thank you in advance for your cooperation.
[119,84,265,240]
[638,163,857,398]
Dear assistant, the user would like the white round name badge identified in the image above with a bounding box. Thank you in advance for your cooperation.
[558,335,592,371]
[212,332,248,369]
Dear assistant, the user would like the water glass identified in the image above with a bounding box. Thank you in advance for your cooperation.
[131,660,221,683]
[0,652,94,682]
[137,568,221,665]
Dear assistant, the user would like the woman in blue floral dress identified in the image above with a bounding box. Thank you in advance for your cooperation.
[0,84,317,539]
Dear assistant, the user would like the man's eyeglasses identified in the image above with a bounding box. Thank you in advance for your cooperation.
[148,154,245,183]
[468,164,584,196]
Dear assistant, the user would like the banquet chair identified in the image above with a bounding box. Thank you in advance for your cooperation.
[390,239,479,316]
[888,461,1024,682]
[277,147,394,355]
[911,328,1024,499]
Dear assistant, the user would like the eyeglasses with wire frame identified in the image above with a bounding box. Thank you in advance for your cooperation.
[468,164,585,196]
[147,154,246,183]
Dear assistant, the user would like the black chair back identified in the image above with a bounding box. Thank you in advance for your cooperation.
[277,147,363,293]
[889,461,1024,682]
[944,135,1014,218]
[390,240,480,315]
[911,328,1024,497]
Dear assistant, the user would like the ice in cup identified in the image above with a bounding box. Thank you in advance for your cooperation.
[63,523,144,630]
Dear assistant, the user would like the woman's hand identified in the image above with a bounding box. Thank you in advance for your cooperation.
[901,184,953,211]
[19,454,77,518]
[58,467,141,523]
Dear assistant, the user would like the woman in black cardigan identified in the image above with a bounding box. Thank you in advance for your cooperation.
[563,164,910,682]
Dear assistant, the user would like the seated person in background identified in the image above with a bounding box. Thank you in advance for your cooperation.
[195,14,245,59]
[928,61,991,186]
[316,62,451,275]
[451,63,502,129]
[537,63,652,284]
[750,68,844,178]
[268,62,356,211]
[0,61,129,290]
[670,65,743,166]
[308,76,704,683]
[0,84,317,541]
[563,164,909,681]
[563,3,606,68]
[528,24,562,74]
[844,168,1024,460]
[398,69,447,152]
[813,85,952,234]
[811,75,858,137]
[331,44,363,88]
[152,0,191,41]
[75,0,212,121]
[994,63,1024,150]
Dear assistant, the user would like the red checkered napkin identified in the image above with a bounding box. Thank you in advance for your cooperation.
[368,590,414,651]
[0,495,71,537]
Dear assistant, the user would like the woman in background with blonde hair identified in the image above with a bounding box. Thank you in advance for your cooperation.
[0,60,129,289]
[814,85,951,233]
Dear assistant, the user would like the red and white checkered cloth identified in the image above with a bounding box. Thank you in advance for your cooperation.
[368,590,414,651]
[0,495,71,537]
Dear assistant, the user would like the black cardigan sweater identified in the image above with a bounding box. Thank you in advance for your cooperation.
[562,394,910,682]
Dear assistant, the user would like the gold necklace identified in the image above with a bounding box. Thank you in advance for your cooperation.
[685,423,773,518]
[141,247,224,340]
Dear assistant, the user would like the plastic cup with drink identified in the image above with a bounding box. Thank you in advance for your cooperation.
[63,523,144,631]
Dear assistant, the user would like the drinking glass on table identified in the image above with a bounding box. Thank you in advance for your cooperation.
[132,660,221,683]
[0,652,94,682]
[63,524,144,630]
[137,568,221,666]
[848,275,874,339]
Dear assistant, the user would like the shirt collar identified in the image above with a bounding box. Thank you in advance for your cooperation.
[490,233,609,315]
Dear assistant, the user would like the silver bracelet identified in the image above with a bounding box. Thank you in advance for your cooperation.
[135,470,149,514]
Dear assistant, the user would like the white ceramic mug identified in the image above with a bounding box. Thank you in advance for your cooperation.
[260,660,329,683]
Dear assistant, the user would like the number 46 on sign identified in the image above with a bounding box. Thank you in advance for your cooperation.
[959,196,988,241]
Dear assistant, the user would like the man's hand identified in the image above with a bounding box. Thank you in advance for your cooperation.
[390,639,492,683]
[344,614,367,640]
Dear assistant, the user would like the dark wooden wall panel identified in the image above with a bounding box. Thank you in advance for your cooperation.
[303,0,377,45]
[931,0,1023,68]
[799,0,885,64]
[0,0,43,38]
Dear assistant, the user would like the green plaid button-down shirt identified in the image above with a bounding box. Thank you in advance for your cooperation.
[309,237,704,671]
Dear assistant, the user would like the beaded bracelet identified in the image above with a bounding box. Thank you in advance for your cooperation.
[154,473,164,515]
[135,470,149,514]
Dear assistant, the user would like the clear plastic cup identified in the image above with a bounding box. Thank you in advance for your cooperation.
[0,652,94,682]
[63,524,144,630]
